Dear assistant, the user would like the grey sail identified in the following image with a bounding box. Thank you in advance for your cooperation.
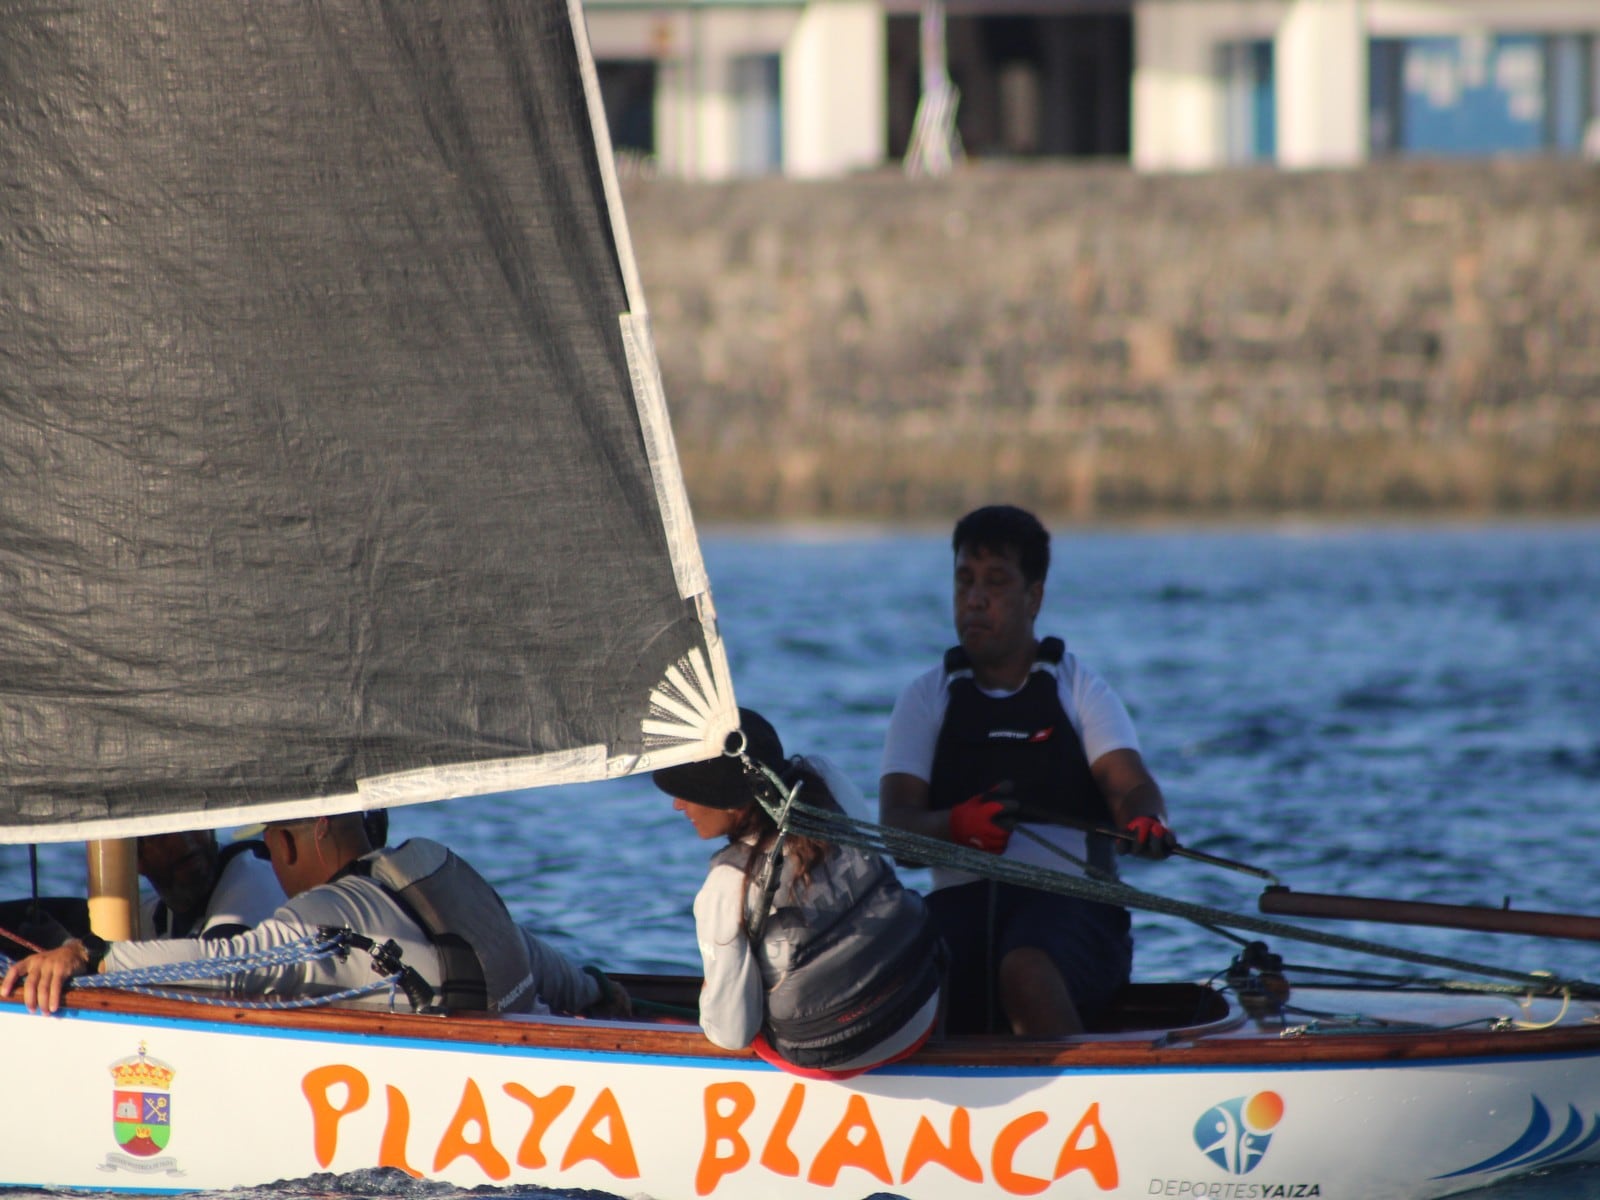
[0,0,735,844]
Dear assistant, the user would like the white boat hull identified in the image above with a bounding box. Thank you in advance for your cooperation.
[6,982,1600,1199]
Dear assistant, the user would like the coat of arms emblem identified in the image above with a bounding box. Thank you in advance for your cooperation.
[107,1043,177,1167]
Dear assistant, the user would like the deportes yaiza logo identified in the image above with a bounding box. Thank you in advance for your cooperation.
[1194,1090,1284,1175]
[105,1043,182,1175]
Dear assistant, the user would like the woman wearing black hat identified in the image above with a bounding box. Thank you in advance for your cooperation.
[655,708,942,1079]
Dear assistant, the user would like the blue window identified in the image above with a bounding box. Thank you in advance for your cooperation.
[1221,41,1275,163]
[1547,34,1593,153]
[1370,33,1597,157]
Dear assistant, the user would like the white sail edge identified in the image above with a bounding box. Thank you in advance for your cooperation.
[569,0,644,318]
[621,312,711,605]
[574,0,736,760]
[567,0,712,607]
[567,0,712,614]
[0,734,744,847]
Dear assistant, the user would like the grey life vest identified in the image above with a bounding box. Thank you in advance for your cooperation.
[358,838,539,1015]
[718,838,941,1069]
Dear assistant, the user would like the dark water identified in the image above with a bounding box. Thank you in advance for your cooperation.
[6,521,1600,1199]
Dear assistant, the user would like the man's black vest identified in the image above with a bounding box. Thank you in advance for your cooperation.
[928,636,1117,874]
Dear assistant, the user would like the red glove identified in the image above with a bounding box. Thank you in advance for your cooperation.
[949,793,1011,854]
[1122,814,1176,859]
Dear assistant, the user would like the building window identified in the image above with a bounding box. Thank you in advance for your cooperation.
[1547,34,1596,153]
[1370,33,1598,158]
[732,54,782,176]
[886,13,1132,162]
[596,60,658,165]
[1220,41,1275,164]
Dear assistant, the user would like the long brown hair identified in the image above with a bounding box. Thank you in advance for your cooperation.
[728,759,836,926]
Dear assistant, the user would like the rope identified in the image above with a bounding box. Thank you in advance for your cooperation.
[0,930,409,1011]
[0,923,47,956]
[82,977,406,1010]
[628,996,698,1019]
[758,790,1600,1000]
[1509,989,1571,1031]
[82,930,350,986]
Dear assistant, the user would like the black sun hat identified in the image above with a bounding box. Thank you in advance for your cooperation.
[652,708,786,809]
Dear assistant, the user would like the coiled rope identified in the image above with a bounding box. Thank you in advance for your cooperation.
[0,929,407,1010]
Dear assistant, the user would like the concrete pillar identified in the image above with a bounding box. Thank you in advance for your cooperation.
[700,52,742,179]
[784,0,887,178]
[1275,0,1368,167]
[652,16,703,179]
[1132,1,1229,171]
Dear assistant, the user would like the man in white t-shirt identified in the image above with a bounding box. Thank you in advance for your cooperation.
[137,830,285,940]
[879,505,1176,1037]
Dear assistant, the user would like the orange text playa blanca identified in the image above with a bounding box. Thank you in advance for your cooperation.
[303,1064,1121,1195]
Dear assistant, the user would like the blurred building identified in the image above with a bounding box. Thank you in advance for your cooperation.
[1140,0,1600,170]
[584,0,886,179]
[581,0,1600,178]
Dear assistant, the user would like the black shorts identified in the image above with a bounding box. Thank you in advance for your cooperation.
[925,880,1132,1034]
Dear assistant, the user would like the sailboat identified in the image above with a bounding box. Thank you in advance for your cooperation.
[3,3,1599,1198]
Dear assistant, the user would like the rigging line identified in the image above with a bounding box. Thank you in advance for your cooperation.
[1242,962,1564,999]
[0,932,408,1011]
[1510,991,1571,1031]
[76,931,350,987]
[93,977,408,1011]
[1267,960,1430,986]
[0,930,349,987]
[1161,841,1278,884]
[1023,812,1280,883]
[1280,1013,1499,1036]
[760,793,1600,998]
[749,777,802,943]
[1013,828,1562,1003]
[628,996,699,1019]
[1010,824,1107,879]
[0,923,47,956]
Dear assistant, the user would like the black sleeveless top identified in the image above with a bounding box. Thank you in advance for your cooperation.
[928,637,1117,873]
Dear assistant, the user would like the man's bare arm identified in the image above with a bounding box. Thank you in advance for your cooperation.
[881,771,946,864]
[1092,748,1176,858]
[879,772,948,838]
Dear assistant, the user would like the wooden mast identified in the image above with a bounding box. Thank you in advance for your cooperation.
[86,840,140,941]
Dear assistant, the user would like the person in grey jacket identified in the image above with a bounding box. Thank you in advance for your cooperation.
[656,708,941,1078]
[2,813,627,1020]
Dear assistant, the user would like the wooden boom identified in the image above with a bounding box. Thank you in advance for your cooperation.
[1259,886,1600,943]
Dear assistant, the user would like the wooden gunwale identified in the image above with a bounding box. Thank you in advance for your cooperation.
[17,978,1600,1072]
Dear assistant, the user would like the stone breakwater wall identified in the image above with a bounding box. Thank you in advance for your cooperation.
[620,161,1600,522]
